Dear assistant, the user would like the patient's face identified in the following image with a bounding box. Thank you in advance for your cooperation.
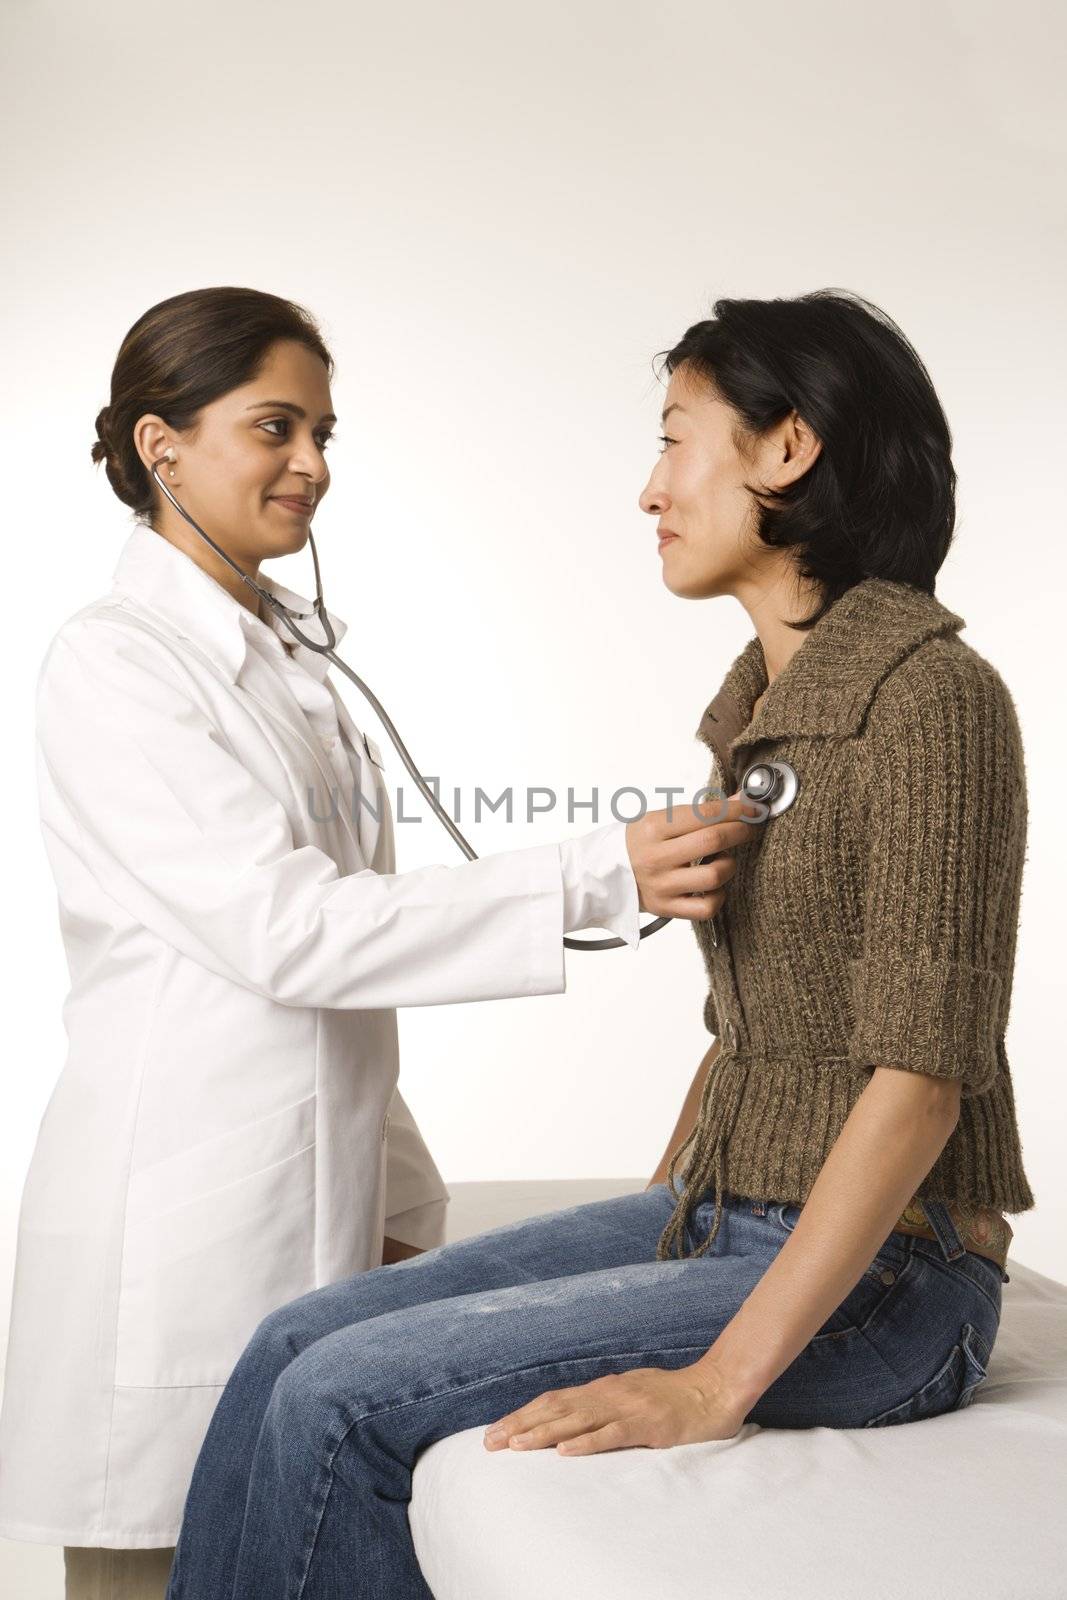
[638,363,773,600]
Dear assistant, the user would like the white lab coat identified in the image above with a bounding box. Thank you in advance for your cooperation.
[0,523,638,1547]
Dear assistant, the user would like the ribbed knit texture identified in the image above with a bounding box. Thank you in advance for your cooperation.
[656,577,1035,1262]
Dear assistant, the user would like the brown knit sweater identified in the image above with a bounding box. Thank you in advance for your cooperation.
[658,577,1035,1262]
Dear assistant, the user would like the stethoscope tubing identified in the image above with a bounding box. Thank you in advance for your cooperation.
[149,462,670,949]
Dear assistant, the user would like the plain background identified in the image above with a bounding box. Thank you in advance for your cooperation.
[2,10,1064,1550]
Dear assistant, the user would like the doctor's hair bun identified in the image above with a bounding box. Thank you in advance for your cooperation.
[90,406,116,471]
[91,403,141,511]
[90,285,335,524]
[91,406,112,459]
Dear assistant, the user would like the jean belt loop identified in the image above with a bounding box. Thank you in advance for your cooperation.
[918,1198,967,1262]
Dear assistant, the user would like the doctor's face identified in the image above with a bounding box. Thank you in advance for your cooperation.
[143,338,335,575]
[638,363,786,600]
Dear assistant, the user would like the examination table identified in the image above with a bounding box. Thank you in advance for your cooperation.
[410,1179,1067,1600]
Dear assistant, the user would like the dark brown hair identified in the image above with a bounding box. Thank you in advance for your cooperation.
[91,286,335,523]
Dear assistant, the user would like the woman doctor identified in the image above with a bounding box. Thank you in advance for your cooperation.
[0,286,741,1599]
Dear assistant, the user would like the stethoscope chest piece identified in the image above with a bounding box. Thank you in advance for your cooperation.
[740,758,799,817]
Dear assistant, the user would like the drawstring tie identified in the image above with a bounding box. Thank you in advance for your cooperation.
[656,1049,751,1261]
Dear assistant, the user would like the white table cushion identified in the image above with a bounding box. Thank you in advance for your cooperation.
[410,1257,1067,1600]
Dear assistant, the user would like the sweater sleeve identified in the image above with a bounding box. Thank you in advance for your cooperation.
[847,646,1027,1099]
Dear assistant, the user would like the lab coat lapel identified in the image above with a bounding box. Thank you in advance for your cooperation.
[235,663,367,864]
[110,534,369,864]
[246,574,387,864]
[110,527,353,697]
[329,687,386,865]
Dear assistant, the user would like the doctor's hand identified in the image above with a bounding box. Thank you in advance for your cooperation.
[625,791,765,923]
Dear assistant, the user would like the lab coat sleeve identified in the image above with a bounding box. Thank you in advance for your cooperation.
[559,820,641,950]
[383,1086,450,1250]
[34,616,621,1010]
[846,648,1026,1098]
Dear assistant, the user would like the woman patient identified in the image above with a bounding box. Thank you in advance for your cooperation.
[166,289,1032,1600]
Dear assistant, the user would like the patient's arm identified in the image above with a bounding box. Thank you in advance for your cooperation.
[694,1066,961,1411]
[645,1036,723,1189]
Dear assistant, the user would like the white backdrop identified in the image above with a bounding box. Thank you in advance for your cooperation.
[2,0,1063,1362]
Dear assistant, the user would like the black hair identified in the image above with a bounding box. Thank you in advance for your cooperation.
[654,288,957,629]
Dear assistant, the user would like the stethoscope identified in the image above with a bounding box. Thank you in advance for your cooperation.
[149,455,799,949]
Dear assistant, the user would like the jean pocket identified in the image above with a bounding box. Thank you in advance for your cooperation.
[911,1237,1006,1318]
[863,1321,992,1427]
[772,1203,911,1339]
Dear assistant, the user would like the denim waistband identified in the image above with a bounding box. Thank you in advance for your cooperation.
[907,1197,1011,1277]
[916,1197,968,1259]
[740,1192,1011,1280]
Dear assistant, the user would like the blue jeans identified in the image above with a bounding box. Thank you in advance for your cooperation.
[165,1183,1004,1600]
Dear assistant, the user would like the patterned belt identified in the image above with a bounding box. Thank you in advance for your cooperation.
[891,1197,1012,1272]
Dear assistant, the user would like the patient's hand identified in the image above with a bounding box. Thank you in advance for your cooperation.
[482,1362,747,1455]
[625,790,765,923]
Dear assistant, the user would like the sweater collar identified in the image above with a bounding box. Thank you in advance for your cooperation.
[696,577,966,778]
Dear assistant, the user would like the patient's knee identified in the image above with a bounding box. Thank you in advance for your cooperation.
[245,1300,315,1374]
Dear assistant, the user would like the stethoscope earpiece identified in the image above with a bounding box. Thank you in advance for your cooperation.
[740,759,799,817]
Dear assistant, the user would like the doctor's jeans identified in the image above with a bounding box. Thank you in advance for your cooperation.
[164,1180,1005,1600]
